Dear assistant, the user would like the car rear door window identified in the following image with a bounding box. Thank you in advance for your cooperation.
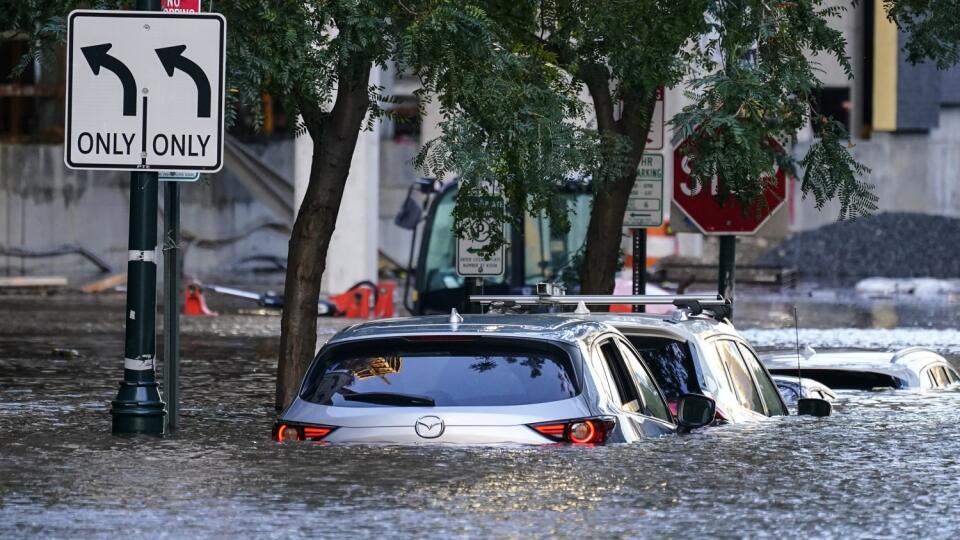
[599,340,642,412]
[616,340,672,423]
[715,341,765,414]
[736,343,788,416]
[301,339,580,407]
[627,336,699,401]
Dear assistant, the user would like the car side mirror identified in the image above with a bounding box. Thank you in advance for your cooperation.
[797,397,832,417]
[676,393,716,432]
[394,187,422,230]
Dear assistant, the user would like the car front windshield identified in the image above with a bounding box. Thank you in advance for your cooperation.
[300,339,580,407]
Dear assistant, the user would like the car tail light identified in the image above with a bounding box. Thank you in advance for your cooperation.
[528,417,615,444]
[273,423,337,442]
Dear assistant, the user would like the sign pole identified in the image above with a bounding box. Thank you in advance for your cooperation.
[158,0,199,435]
[110,0,165,435]
[632,229,646,313]
[718,235,736,319]
[162,181,180,430]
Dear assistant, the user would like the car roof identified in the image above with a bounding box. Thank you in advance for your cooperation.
[761,348,952,385]
[328,313,612,346]
[560,312,739,342]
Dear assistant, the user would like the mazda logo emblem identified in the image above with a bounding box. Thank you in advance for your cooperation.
[414,415,444,439]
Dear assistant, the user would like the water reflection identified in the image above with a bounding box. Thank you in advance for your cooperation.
[2,298,960,537]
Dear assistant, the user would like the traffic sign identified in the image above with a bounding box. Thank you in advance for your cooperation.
[624,153,664,228]
[646,87,664,151]
[673,137,787,235]
[457,198,504,277]
[161,0,200,12]
[64,10,226,172]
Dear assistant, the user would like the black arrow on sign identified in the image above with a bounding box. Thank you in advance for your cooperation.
[155,45,211,118]
[81,43,137,117]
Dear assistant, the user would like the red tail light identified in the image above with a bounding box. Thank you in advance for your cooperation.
[273,423,337,442]
[528,417,615,444]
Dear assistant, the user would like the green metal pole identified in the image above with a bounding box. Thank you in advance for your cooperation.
[111,0,165,435]
[718,235,736,319]
[163,181,180,431]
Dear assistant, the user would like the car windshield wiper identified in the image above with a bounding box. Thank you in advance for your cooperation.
[340,391,436,407]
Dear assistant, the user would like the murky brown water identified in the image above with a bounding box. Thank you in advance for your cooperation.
[2,294,960,538]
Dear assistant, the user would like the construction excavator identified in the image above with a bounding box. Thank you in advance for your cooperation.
[396,178,594,315]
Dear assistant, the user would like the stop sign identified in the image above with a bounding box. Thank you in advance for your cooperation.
[673,138,787,235]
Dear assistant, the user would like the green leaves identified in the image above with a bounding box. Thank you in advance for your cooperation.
[886,0,960,69]
[800,118,877,219]
[672,0,874,220]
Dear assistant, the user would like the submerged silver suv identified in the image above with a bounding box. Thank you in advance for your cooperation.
[274,313,715,444]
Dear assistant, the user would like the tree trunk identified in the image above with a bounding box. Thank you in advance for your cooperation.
[580,83,659,294]
[275,62,372,411]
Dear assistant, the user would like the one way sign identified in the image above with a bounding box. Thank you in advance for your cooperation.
[65,11,226,172]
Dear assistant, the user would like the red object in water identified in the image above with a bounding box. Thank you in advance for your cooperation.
[183,281,217,316]
[328,286,372,318]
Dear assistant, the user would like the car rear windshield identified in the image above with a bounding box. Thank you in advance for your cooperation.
[626,336,699,401]
[300,338,580,407]
[769,368,903,390]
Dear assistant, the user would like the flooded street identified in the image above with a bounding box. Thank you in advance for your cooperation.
[3,294,960,538]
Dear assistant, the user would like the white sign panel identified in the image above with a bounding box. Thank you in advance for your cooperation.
[646,87,664,151]
[65,11,226,172]
[457,236,504,277]
[624,153,665,228]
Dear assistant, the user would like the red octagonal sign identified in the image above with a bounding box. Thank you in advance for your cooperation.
[673,138,788,235]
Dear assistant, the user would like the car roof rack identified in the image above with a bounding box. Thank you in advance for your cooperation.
[470,283,731,321]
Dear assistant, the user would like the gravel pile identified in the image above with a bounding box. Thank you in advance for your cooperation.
[759,212,960,280]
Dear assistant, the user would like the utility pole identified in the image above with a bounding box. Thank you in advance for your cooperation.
[718,235,736,319]
[110,0,165,435]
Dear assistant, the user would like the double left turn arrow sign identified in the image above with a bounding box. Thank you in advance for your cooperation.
[65,10,226,172]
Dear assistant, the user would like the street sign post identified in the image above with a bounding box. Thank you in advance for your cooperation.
[65,10,226,172]
[646,87,665,151]
[672,136,788,315]
[65,5,226,434]
[625,153,665,312]
[158,0,202,435]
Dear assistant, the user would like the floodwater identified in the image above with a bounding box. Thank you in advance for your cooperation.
[2,294,960,538]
